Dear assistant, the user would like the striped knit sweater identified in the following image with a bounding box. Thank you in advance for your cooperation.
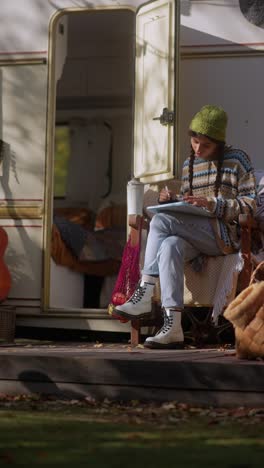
[181,147,256,254]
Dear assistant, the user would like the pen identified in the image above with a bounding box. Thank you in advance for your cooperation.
[164,185,170,201]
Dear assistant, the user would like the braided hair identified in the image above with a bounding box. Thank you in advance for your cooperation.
[188,131,225,197]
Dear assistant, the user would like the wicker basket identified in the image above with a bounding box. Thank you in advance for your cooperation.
[0,305,16,343]
[224,261,264,359]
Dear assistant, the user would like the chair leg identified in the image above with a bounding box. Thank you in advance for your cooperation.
[130,305,164,346]
[183,307,234,346]
[131,320,141,346]
[239,214,253,289]
[239,257,253,290]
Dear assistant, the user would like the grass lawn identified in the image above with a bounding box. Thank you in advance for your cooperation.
[0,401,263,467]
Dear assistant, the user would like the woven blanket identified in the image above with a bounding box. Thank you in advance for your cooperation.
[51,224,121,276]
[54,216,126,262]
[184,252,244,323]
[54,216,87,257]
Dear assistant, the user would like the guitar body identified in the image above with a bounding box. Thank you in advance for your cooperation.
[0,227,11,302]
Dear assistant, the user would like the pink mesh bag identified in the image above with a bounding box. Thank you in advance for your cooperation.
[108,227,142,323]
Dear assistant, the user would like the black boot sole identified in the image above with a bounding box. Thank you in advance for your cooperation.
[144,341,185,350]
[113,308,153,320]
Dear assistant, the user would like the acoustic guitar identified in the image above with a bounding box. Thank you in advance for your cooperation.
[0,227,11,302]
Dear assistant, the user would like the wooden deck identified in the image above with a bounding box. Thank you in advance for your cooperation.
[0,342,263,407]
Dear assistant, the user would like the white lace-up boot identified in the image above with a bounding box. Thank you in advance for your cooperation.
[144,309,184,349]
[114,279,155,320]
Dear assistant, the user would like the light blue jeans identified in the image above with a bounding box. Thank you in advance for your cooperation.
[142,212,223,308]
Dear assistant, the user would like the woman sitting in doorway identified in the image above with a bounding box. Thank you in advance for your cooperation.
[115,105,256,349]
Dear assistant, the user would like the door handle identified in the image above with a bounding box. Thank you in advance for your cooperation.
[153,107,174,126]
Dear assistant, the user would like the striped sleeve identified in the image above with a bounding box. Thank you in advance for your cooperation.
[211,153,256,222]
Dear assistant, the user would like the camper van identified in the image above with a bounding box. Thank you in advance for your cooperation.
[0,0,263,334]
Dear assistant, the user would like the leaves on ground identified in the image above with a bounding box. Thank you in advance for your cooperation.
[0,393,263,427]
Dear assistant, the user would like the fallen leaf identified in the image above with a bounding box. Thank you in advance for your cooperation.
[161,402,177,411]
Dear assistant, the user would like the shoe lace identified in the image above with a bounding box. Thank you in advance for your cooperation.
[129,284,146,304]
[156,313,173,335]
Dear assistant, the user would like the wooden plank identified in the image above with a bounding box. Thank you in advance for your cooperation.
[0,352,263,392]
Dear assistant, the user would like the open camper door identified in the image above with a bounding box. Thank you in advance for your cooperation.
[134,0,179,184]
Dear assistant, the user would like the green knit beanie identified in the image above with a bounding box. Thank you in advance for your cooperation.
[189,105,228,142]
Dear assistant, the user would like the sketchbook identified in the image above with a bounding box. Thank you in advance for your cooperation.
[146,201,215,217]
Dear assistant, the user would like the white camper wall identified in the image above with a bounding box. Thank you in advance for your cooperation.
[179,57,264,169]
[0,0,142,54]
[180,0,264,171]
[181,0,264,47]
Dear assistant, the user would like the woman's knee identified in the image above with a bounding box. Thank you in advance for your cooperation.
[160,236,187,256]
[149,213,170,232]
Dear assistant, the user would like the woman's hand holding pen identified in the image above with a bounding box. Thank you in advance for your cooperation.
[159,187,210,208]
[159,186,174,203]
[184,195,210,209]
